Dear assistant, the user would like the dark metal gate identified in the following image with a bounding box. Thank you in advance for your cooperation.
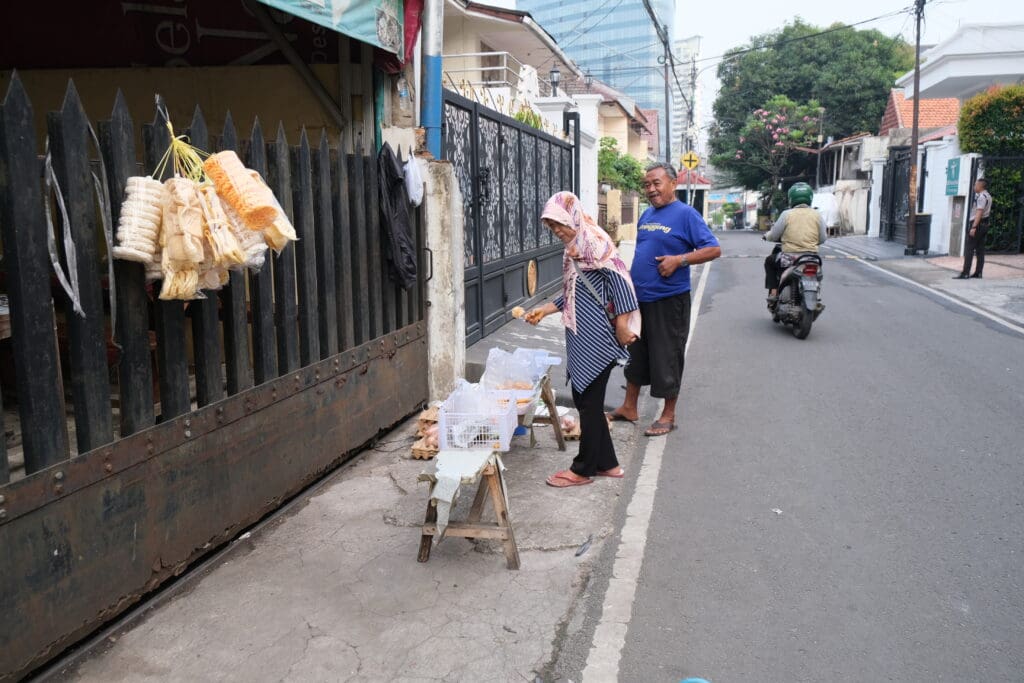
[442,90,575,344]
[969,155,1024,254]
[0,78,427,680]
[880,146,911,243]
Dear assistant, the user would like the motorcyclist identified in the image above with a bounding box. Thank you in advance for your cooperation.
[763,182,827,305]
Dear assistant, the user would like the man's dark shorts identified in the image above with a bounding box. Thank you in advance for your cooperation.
[624,291,691,399]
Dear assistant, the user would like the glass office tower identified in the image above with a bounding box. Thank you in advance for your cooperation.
[520,0,676,153]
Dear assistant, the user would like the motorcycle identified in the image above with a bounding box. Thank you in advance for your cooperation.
[766,244,825,339]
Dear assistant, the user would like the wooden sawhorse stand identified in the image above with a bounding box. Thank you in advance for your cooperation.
[418,463,520,570]
[521,374,566,452]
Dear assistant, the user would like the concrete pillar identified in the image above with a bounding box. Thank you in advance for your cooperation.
[423,159,465,401]
[869,157,886,237]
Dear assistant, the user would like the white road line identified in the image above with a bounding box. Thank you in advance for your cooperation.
[831,247,1024,337]
[581,262,713,683]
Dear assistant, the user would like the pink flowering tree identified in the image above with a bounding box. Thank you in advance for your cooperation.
[721,95,821,214]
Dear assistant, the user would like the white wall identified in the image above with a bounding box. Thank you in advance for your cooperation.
[869,158,887,237]
[920,138,959,254]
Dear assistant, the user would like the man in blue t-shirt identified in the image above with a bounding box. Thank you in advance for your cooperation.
[608,163,721,436]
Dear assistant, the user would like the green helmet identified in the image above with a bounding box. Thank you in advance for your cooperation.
[788,182,814,207]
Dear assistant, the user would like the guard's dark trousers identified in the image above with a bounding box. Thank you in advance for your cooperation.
[961,218,990,276]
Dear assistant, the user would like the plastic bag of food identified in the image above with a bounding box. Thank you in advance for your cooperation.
[221,198,268,270]
[158,177,206,300]
[204,150,278,231]
[113,176,165,264]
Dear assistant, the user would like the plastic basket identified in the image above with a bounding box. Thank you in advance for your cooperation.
[438,389,518,451]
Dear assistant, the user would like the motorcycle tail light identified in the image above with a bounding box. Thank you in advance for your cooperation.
[802,264,818,277]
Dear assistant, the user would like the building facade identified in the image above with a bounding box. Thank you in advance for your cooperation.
[517,0,676,157]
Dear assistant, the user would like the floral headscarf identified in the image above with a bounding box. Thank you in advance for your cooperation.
[541,191,641,337]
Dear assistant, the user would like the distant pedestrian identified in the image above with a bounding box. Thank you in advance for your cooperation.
[609,163,721,437]
[955,177,992,279]
[526,192,640,488]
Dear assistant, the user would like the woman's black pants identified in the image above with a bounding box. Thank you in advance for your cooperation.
[570,362,618,477]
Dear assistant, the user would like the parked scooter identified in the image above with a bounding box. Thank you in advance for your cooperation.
[765,244,825,339]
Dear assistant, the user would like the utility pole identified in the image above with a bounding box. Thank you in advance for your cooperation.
[662,24,671,163]
[687,53,696,205]
[906,0,926,254]
[815,107,825,188]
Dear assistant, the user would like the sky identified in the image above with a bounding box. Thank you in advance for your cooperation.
[671,0,1024,150]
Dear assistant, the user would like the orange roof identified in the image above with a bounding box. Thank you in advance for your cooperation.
[879,89,960,135]
[676,169,711,186]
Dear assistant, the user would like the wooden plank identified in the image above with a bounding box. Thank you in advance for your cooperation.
[364,145,385,337]
[0,82,70,471]
[347,146,370,345]
[1,325,429,681]
[331,144,355,351]
[99,90,155,437]
[486,467,521,569]
[143,109,190,420]
[0,389,8,484]
[268,123,299,374]
[246,117,277,384]
[217,112,254,395]
[313,131,338,358]
[396,147,410,330]
[186,106,224,407]
[47,81,113,452]
[291,129,320,367]
[419,523,510,541]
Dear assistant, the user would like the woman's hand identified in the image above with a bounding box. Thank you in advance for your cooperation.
[526,302,557,325]
[615,317,637,346]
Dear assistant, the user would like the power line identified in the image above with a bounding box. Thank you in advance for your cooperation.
[694,6,917,68]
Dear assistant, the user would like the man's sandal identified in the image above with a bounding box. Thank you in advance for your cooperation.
[644,420,676,437]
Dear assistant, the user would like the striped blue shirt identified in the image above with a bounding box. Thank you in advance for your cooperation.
[555,268,639,393]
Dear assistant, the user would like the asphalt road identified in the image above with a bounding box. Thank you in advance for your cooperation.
[610,231,1024,682]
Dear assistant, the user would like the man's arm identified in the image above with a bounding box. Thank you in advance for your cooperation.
[765,212,787,242]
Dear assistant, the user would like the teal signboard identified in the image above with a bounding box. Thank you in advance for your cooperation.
[257,0,403,59]
[945,158,960,196]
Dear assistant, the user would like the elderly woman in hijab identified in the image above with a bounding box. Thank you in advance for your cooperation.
[526,191,641,488]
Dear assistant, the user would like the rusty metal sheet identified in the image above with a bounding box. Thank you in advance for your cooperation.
[0,324,426,681]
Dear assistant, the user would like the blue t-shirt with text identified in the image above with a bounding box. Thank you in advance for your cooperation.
[631,201,719,302]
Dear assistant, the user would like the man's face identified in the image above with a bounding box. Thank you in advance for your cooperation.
[642,168,677,208]
[975,181,985,193]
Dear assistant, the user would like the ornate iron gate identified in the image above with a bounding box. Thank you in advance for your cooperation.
[880,146,911,243]
[442,90,574,344]
[969,156,1024,254]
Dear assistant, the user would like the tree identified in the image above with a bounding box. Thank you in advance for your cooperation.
[959,84,1024,251]
[715,95,821,213]
[710,19,913,190]
[598,137,645,193]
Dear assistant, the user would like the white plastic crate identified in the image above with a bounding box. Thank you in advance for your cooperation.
[438,389,518,452]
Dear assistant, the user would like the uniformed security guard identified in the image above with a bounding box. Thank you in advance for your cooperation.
[955,177,992,279]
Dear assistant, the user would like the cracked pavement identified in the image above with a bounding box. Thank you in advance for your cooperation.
[60,369,642,682]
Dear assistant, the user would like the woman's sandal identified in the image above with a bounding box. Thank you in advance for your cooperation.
[595,467,625,478]
[546,470,593,487]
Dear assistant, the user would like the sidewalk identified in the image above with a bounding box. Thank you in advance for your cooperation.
[54,313,645,682]
[828,235,1024,327]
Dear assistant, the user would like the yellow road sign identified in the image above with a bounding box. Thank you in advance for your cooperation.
[681,152,700,170]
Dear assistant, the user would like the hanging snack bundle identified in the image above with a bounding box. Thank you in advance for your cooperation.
[159,177,206,300]
[113,176,166,263]
[204,151,279,230]
[198,184,245,268]
[112,101,296,299]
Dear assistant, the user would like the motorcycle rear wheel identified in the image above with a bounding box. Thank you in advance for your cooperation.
[793,307,813,339]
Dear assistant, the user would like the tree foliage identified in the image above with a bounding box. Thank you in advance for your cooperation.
[598,137,645,193]
[959,85,1024,251]
[710,19,913,191]
[718,95,821,210]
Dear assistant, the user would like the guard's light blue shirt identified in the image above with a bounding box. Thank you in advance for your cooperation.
[632,201,719,303]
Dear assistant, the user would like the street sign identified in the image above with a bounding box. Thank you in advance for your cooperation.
[945,158,960,196]
[681,151,700,170]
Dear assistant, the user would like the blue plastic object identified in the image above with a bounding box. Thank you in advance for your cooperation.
[681,679,711,683]
[513,425,528,436]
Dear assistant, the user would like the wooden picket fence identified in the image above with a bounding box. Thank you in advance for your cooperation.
[0,75,428,680]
